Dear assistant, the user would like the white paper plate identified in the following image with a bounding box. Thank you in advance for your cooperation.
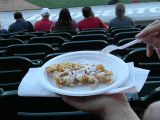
[38,51,129,96]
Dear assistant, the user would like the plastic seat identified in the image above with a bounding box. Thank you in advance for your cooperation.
[113,31,140,44]
[141,86,160,106]
[5,43,55,64]
[0,90,80,120]
[43,32,72,40]
[43,52,64,63]
[109,26,133,33]
[25,31,46,37]
[0,89,142,120]
[10,34,36,42]
[17,111,98,120]
[0,34,12,39]
[112,38,146,57]
[61,40,108,52]
[139,81,160,97]
[118,38,146,49]
[78,30,107,36]
[0,39,24,51]
[72,34,109,42]
[111,28,140,37]
[124,48,160,77]
[28,36,66,50]
[0,56,35,90]
[53,30,77,36]
[81,28,107,31]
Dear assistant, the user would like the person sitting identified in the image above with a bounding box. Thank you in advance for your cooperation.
[34,8,54,32]
[78,6,108,31]
[109,3,135,28]
[52,8,78,31]
[8,12,34,33]
[0,22,9,34]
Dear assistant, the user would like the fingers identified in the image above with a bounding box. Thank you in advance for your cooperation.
[136,20,160,39]
[147,44,154,57]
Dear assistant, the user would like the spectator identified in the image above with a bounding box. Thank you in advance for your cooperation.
[0,22,9,34]
[107,0,120,5]
[78,7,108,31]
[35,8,54,32]
[109,3,135,28]
[52,8,77,31]
[8,12,34,33]
[61,20,160,120]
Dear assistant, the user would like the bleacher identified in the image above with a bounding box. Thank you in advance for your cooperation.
[0,25,160,120]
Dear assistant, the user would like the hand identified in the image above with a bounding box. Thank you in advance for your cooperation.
[62,93,140,120]
[136,20,160,57]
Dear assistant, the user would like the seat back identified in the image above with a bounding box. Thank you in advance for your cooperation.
[0,39,24,50]
[78,30,107,36]
[72,34,108,42]
[5,43,55,62]
[43,32,72,40]
[111,28,140,37]
[43,52,64,63]
[61,40,108,52]
[141,86,160,105]
[113,31,140,43]
[53,30,77,36]
[0,56,34,90]
[139,81,160,97]
[0,90,81,120]
[26,31,46,37]
[124,48,160,77]
[28,36,66,49]
[10,34,36,41]
[0,34,12,39]
[117,38,146,50]
[109,26,133,33]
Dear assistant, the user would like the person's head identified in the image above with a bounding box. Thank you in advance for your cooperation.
[41,8,51,19]
[54,8,73,31]
[115,3,125,18]
[58,8,72,21]
[82,7,94,18]
[14,12,23,20]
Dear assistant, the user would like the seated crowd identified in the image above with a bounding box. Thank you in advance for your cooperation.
[0,3,134,34]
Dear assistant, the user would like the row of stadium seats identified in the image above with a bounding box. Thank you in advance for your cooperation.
[0,27,141,44]
[0,85,160,120]
[0,48,160,91]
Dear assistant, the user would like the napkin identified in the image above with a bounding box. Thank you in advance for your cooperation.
[18,62,150,97]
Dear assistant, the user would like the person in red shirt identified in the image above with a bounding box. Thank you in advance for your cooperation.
[34,8,54,32]
[78,7,108,31]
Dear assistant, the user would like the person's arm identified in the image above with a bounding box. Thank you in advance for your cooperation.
[8,25,13,33]
[97,17,109,29]
[62,93,140,120]
[26,21,34,32]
